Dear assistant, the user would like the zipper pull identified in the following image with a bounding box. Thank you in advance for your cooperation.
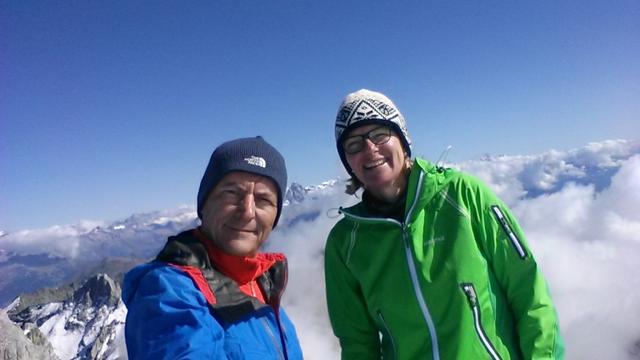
[462,284,477,306]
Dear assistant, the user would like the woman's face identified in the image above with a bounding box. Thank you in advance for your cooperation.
[343,124,407,194]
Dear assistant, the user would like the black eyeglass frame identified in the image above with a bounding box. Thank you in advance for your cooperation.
[342,126,392,155]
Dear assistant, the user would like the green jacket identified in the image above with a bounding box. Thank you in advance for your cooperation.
[324,158,564,359]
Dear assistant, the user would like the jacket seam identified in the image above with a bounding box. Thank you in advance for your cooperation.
[439,189,470,218]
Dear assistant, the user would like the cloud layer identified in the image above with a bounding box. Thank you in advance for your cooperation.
[512,155,640,359]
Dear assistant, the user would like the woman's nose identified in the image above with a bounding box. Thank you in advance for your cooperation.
[362,138,379,152]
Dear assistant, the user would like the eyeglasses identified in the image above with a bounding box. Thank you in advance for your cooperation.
[342,126,392,154]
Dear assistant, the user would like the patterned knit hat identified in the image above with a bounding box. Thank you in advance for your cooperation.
[197,136,287,228]
[334,89,412,175]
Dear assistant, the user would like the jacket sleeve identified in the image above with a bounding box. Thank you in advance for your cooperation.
[468,179,564,359]
[123,264,228,360]
[324,225,381,359]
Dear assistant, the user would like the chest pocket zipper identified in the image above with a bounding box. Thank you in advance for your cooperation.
[460,284,502,360]
[491,205,527,259]
[377,310,397,360]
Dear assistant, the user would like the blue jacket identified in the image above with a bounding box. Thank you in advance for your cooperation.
[122,230,303,359]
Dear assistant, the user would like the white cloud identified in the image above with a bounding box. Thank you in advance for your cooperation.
[0,221,104,258]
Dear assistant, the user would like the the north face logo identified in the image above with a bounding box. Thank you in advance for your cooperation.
[244,156,266,168]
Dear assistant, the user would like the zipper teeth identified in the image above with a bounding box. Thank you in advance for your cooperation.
[261,317,285,360]
[403,232,440,360]
[377,310,397,360]
[440,190,470,218]
[462,284,501,360]
[491,206,526,259]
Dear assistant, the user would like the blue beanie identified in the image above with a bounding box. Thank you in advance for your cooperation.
[197,136,287,228]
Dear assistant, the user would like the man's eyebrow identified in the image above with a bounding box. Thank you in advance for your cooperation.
[254,187,277,198]
[217,181,242,189]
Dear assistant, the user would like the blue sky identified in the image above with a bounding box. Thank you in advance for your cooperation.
[1,1,638,231]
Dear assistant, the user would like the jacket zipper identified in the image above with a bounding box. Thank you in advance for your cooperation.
[401,228,440,360]
[377,310,397,360]
[341,169,441,360]
[460,283,502,360]
[260,316,286,360]
[490,205,527,259]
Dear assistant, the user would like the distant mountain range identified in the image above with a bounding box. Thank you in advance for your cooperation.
[0,180,340,307]
[1,139,638,360]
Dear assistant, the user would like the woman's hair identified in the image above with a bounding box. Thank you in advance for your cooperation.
[344,157,414,195]
[345,176,364,195]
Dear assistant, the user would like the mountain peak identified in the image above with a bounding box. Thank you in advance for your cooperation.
[73,273,120,308]
[284,180,340,205]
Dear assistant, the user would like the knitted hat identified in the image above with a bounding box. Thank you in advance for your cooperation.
[334,89,412,176]
[197,136,287,228]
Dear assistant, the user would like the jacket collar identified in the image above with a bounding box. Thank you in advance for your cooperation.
[341,158,449,224]
[362,188,406,222]
[194,228,285,285]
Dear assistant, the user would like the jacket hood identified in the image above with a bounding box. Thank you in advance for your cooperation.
[121,261,164,306]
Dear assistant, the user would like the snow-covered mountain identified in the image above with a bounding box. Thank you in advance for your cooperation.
[284,180,339,205]
[1,139,639,360]
[6,273,125,360]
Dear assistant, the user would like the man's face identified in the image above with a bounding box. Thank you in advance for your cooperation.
[200,171,279,257]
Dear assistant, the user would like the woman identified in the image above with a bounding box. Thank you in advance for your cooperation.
[324,89,564,359]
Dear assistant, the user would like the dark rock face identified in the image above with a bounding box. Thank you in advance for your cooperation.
[73,273,120,308]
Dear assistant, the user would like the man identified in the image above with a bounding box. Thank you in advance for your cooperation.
[122,136,303,359]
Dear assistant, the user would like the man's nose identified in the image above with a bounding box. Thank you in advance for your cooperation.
[237,193,256,219]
